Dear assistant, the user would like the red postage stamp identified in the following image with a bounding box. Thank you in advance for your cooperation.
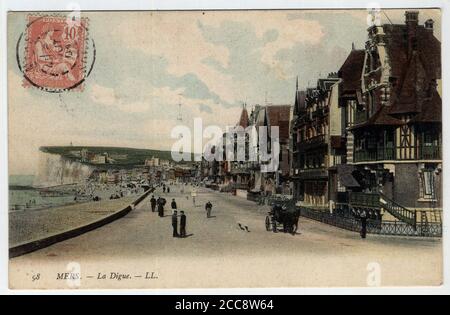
[23,15,89,91]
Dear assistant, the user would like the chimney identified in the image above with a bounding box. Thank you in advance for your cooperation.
[405,11,419,55]
[405,10,419,26]
[425,19,434,32]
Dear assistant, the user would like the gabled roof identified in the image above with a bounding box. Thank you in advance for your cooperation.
[353,16,441,128]
[338,49,365,97]
[266,105,292,141]
[237,107,250,128]
[383,23,441,116]
[383,24,441,81]
[294,90,306,115]
[409,89,442,124]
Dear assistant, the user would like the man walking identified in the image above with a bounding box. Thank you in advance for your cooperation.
[158,197,166,217]
[172,210,179,237]
[205,201,212,218]
[171,198,177,214]
[150,195,156,212]
[191,189,197,206]
[180,211,187,238]
[360,211,367,239]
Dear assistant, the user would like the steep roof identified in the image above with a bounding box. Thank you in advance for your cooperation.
[237,107,250,128]
[266,105,292,141]
[409,89,442,123]
[384,23,441,116]
[383,24,441,81]
[294,90,306,115]
[352,17,441,129]
[338,49,365,97]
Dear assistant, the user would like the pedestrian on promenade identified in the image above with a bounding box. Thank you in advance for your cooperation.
[205,201,212,218]
[150,195,157,212]
[167,187,170,194]
[180,211,187,238]
[360,211,367,239]
[171,198,177,214]
[191,189,197,206]
[172,210,179,237]
[163,186,166,193]
[158,197,166,217]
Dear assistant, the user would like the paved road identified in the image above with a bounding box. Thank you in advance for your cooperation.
[9,185,442,289]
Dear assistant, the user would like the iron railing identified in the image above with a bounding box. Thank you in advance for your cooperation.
[379,193,417,227]
[354,145,440,162]
[349,192,380,208]
[298,206,441,237]
[419,145,441,160]
[354,148,395,162]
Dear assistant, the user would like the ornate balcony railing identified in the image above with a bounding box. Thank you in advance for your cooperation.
[377,147,395,160]
[419,145,441,160]
[354,147,395,162]
[354,150,377,162]
[298,134,328,151]
[354,145,441,162]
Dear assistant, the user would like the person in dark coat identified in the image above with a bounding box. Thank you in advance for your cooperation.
[158,197,165,217]
[167,187,170,193]
[171,199,177,214]
[360,212,367,239]
[150,195,157,212]
[172,211,179,237]
[180,211,187,238]
[163,186,166,193]
[205,201,212,218]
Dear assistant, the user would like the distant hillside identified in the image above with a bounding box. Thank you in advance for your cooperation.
[40,146,180,169]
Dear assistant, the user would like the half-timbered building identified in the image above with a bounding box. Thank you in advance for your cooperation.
[347,11,442,222]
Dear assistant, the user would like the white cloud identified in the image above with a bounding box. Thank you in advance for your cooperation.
[111,12,236,104]
[109,11,327,98]
[252,12,325,70]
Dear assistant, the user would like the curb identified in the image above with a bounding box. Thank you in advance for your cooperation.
[9,188,154,258]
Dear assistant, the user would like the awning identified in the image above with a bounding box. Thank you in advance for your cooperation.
[337,164,360,188]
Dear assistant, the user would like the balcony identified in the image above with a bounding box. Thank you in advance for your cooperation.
[296,168,328,179]
[377,147,395,160]
[298,134,328,151]
[354,147,395,162]
[418,145,441,160]
[354,145,441,162]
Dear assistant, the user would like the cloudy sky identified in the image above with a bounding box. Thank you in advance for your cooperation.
[8,9,440,174]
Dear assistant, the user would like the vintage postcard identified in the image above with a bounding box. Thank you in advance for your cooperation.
[7,8,443,289]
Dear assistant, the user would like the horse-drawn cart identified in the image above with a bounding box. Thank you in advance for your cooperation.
[265,196,300,234]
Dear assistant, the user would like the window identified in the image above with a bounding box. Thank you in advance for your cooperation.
[423,130,438,147]
[420,169,436,200]
[337,178,346,192]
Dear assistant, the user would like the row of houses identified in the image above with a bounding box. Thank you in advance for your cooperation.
[201,11,442,227]
[200,103,293,197]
